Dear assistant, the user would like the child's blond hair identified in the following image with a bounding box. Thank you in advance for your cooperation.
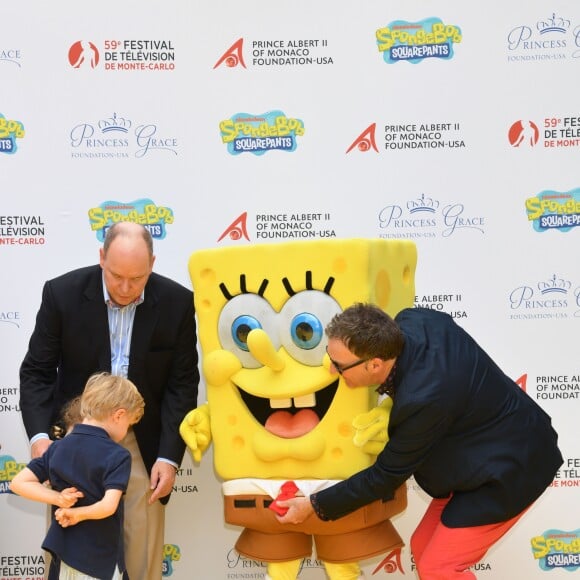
[80,372,144,423]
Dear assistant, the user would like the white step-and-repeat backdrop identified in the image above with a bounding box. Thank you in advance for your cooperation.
[1,0,578,578]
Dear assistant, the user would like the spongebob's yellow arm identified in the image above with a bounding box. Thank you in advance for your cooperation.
[179,403,212,463]
[352,396,393,456]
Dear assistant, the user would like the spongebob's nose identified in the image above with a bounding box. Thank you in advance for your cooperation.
[247,328,285,371]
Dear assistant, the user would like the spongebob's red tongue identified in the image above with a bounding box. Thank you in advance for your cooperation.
[265,409,319,438]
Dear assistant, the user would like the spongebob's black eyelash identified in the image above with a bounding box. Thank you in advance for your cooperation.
[220,274,269,300]
[220,271,335,300]
[282,271,335,296]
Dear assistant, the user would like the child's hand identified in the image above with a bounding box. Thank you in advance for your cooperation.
[58,487,84,508]
[55,507,81,527]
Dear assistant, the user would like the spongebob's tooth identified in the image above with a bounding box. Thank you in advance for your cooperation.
[270,398,292,409]
[293,393,316,408]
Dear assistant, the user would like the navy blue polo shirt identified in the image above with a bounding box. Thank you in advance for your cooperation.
[27,424,131,578]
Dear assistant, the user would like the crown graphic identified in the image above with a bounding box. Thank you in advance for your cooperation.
[537,13,570,34]
[98,113,132,133]
[407,194,440,213]
[538,274,572,294]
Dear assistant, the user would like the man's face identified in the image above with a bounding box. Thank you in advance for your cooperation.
[326,338,371,388]
[99,237,154,306]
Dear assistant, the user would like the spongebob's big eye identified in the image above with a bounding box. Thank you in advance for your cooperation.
[279,290,342,366]
[218,294,279,368]
[231,315,261,351]
[290,313,323,350]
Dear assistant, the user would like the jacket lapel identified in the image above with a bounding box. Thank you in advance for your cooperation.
[81,266,112,371]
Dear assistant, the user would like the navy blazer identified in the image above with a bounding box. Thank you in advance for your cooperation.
[314,308,563,527]
[20,265,199,494]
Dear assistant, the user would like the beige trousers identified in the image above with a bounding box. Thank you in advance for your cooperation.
[121,428,166,580]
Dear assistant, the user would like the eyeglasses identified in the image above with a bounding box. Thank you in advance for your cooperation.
[325,346,369,375]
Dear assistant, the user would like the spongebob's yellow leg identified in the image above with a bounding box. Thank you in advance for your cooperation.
[323,561,362,580]
[266,559,302,580]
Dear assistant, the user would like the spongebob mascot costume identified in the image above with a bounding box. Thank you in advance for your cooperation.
[180,238,417,580]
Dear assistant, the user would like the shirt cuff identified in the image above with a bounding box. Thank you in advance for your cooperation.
[30,433,50,445]
[157,457,178,469]
[310,492,331,521]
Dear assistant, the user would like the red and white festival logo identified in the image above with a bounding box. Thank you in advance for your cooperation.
[68,40,100,68]
[508,120,539,147]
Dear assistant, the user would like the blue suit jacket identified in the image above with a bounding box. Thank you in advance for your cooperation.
[20,265,199,497]
[314,308,563,527]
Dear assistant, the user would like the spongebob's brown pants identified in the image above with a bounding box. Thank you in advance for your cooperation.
[224,484,407,563]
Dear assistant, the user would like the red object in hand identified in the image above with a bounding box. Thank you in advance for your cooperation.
[268,480,299,516]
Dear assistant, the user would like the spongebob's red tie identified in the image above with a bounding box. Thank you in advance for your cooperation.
[268,480,299,516]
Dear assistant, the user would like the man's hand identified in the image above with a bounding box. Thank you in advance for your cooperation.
[179,404,211,462]
[149,461,176,503]
[31,438,51,459]
[275,496,315,525]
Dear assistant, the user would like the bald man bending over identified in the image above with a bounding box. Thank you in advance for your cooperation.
[20,222,199,579]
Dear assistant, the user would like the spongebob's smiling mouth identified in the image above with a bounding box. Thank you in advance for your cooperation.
[237,379,339,439]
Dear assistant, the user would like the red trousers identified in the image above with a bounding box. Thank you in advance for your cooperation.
[410,496,528,579]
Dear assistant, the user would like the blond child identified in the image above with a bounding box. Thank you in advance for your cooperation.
[11,373,144,580]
